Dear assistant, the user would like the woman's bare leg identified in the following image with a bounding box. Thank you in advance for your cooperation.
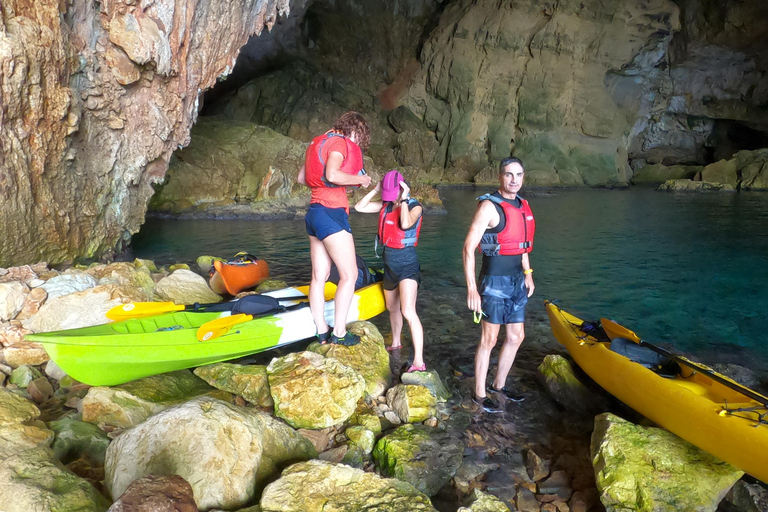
[399,279,424,367]
[308,235,332,334]
[384,287,403,348]
[322,229,358,337]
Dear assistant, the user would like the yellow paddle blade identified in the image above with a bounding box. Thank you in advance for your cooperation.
[600,318,641,343]
[293,282,337,301]
[106,301,184,321]
[197,314,253,342]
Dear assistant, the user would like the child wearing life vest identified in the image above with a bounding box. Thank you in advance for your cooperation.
[355,170,426,372]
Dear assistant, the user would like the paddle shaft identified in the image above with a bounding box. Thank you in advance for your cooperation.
[638,340,768,407]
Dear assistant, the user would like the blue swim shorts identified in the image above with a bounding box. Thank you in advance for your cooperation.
[479,273,528,324]
[305,204,352,240]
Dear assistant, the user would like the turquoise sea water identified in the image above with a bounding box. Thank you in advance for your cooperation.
[130,188,768,369]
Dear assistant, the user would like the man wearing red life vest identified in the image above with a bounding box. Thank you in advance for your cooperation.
[463,157,535,412]
[297,112,372,346]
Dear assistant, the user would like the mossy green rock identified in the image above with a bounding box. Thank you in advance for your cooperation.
[345,426,376,455]
[10,365,43,388]
[400,369,451,402]
[373,423,464,497]
[132,258,158,272]
[117,369,220,402]
[194,363,273,407]
[0,387,40,427]
[537,354,608,414]
[458,489,511,512]
[0,423,54,459]
[260,459,438,511]
[700,159,739,187]
[310,321,392,398]
[591,413,744,512]
[267,351,365,429]
[386,384,437,423]
[658,179,735,192]
[348,402,382,435]
[0,446,110,512]
[48,418,111,466]
[255,279,288,293]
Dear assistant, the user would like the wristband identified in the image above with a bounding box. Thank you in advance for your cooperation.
[523,268,533,275]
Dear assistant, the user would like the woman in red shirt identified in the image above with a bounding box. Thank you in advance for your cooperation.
[297,112,372,345]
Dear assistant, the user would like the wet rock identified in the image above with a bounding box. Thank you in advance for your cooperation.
[386,384,437,423]
[458,489,511,512]
[260,459,438,512]
[538,470,572,501]
[515,486,540,512]
[267,351,365,429]
[0,423,55,458]
[591,413,743,512]
[194,362,273,407]
[658,179,735,192]
[400,369,451,402]
[526,449,550,482]
[39,272,97,300]
[27,376,55,403]
[309,321,392,398]
[107,474,198,512]
[345,426,375,455]
[23,284,147,332]
[0,446,109,511]
[105,397,316,511]
[569,489,599,512]
[154,269,222,305]
[48,418,111,466]
[536,354,608,414]
[0,281,28,321]
[0,387,41,426]
[373,423,464,497]
[721,479,768,512]
[10,364,43,388]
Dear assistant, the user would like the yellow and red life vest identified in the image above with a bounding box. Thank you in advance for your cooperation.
[477,193,535,256]
[377,199,422,249]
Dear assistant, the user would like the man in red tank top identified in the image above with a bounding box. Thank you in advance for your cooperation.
[297,112,372,345]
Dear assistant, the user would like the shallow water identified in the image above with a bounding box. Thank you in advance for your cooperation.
[130,187,768,372]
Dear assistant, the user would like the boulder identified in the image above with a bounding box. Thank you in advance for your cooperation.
[0,323,49,367]
[386,384,437,423]
[10,364,43,388]
[267,351,365,429]
[48,418,111,466]
[105,397,316,511]
[107,474,198,512]
[736,149,768,190]
[699,159,739,188]
[0,423,55,459]
[400,369,451,402]
[87,262,156,301]
[39,273,98,300]
[0,281,28,321]
[309,321,392,398]
[14,286,48,321]
[458,489,511,512]
[259,459,438,512]
[153,269,222,305]
[722,479,768,512]
[591,413,744,512]
[0,387,41,427]
[373,423,464,497]
[537,354,608,414]
[194,362,273,407]
[658,179,735,192]
[344,425,376,455]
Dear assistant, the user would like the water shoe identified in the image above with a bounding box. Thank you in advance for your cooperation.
[472,394,502,413]
[487,385,525,403]
[329,332,361,346]
[317,328,332,345]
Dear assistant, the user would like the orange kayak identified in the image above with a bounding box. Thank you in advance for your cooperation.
[209,259,269,295]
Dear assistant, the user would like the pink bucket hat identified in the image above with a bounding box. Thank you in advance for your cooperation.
[381,170,404,202]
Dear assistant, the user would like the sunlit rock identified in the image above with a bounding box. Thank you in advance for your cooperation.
[457,489,511,512]
[105,397,316,511]
[0,423,54,459]
[40,273,98,301]
[591,413,743,512]
[400,369,450,402]
[154,269,222,305]
[309,321,392,398]
[386,384,436,423]
[0,387,40,427]
[194,362,273,407]
[14,287,48,322]
[0,281,28,321]
[1,323,49,367]
[267,351,365,429]
[373,423,464,497]
[345,425,376,455]
[260,459,438,512]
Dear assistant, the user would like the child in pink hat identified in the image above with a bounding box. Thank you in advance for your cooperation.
[355,170,426,372]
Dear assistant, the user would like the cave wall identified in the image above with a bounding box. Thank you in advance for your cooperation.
[0,0,289,267]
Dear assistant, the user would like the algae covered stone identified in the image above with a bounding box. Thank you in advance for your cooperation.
[194,362,273,407]
[373,423,464,497]
[458,489,511,512]
[591,413,744,512]
[105,396,316,511]
[537,354,608,414]
[309,320,392,398]
[260,459,438,511]
[48,418,111,466]
[267,351,365,429]
[0,387,40,427]
[386,384,437,423]
[400,369,451,401]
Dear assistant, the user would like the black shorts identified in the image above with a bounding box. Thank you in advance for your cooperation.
[382,247,420,291]
[479,273,528,324]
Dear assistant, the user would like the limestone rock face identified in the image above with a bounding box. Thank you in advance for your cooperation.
[0,0,289,267]
[373,423,464,497]
[105,396,316,511]
[591,413,743,512]
[267,351,366,429]
[260,459,438,512]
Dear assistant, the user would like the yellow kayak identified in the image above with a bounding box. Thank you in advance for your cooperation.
[546,301,768,483]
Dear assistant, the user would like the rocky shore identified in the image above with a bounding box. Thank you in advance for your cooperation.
[1,260,767,512]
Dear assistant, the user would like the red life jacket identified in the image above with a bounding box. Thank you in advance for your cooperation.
[377,199,422,249]
[305,132,365,210]
[477,193,535,256]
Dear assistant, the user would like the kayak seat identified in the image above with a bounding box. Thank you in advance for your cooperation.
[610,337,681,378]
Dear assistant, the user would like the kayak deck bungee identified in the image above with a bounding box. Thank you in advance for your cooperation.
[545,301,768,484]
[27,282,386,386]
